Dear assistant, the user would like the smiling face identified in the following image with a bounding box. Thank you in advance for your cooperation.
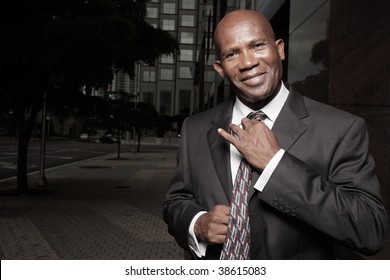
[213,10,285,110]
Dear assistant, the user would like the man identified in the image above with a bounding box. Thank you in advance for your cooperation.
[163,10,388,259]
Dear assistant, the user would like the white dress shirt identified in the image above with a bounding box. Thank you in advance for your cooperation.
[188,83,289,258]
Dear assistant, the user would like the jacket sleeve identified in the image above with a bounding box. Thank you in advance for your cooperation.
[163,118,204,251]
[260,117,388,255]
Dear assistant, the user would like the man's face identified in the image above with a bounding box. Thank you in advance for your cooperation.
[214,16,285,108]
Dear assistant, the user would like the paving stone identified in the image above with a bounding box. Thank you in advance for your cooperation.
[0,147,184,260]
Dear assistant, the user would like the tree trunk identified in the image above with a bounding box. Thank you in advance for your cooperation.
[16,129,29,194]
[117,133,121,159]
[117,141,121,159]
[137,128,142,152]
[16,104,38,195]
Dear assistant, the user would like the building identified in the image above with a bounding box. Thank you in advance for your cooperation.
[140,0,200,118]
[138,0,389,258]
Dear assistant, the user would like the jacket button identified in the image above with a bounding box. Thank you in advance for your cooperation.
[272,199,279,206]
[291,210,297,217]
[284,207,291,214]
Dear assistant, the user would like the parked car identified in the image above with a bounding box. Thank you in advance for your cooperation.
[79,133,89,141]
[99,135,118,144]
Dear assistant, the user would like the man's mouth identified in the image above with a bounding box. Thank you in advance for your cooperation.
[241,72,266,86]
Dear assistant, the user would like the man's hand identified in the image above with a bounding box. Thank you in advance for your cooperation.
[194,204,230,244]
[218,118,281,170]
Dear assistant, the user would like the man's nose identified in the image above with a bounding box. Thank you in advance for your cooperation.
[239,50,258,70]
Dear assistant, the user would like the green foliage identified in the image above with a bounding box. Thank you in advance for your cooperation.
[0,0,178,104]
[0,0,178,192]
[95,99,158,131]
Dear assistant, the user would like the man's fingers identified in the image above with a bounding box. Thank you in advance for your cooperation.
[229,123,243,136]
[211,204,230,224]
[213,204,230,214]
[205,222,228,244]
[217,128,238,145]
[195,205,230,244]
[241,117,252,127]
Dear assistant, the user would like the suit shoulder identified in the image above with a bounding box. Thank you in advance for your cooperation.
[303,96,364,124]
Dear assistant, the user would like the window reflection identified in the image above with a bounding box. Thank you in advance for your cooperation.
[288,0,330,103]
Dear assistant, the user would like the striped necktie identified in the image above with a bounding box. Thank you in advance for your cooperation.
[220,111,267,260]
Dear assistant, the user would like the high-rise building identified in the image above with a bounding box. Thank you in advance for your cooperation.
[136,0,234,118]
[107,70,134,98]
[140,0,199,117]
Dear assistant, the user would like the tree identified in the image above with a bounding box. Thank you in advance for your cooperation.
[0,0,178,194]
[94,98,158,157]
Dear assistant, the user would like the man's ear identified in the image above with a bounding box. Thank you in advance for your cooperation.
[213,60,225,79]
[275,39,285,61]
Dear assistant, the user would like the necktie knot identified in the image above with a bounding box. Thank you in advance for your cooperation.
[247,111,267,121]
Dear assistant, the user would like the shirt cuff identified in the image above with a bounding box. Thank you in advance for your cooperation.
[253,149,285,192]
[188,211,208,258]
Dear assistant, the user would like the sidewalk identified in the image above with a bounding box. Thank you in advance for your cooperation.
[1,144,389,260]
[0,146,185,260]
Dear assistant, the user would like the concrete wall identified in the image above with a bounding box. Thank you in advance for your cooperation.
[329,0,390,219]
[329,0,390,258]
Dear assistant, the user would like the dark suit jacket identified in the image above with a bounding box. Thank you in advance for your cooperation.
[163,86,388,259]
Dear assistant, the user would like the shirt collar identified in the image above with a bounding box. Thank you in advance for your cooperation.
[232,82,289,124]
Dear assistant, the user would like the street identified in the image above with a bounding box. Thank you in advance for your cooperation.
[0,140,120,180]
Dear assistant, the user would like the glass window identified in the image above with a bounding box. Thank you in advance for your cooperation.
[160,69,174,80]
[179,67,192,79]
[163,3,176,14]
[182,0,195,9]
[227,0,235,6]
[161,54,174,64]
[179,90,191,114]
[162,19,175,31]
[143,91,155,105]
[146,7,158,19]
[180,49,193,62]
[160,91,172,115]
[206,5,213,16]
[142,70,156,82]
[206,54,215,65]
[180,32,194,44]
[181,15,195,27]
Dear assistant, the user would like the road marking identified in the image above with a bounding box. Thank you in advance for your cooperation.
[0,161,17,169]
[0,153,116,184]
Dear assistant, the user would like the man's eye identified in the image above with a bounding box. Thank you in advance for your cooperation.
[253,43,265,50]
[224,53,237,60]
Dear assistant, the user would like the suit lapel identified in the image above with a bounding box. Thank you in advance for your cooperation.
[272,87,309,151]
[207,99,235,201]
[249,87,309,198]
